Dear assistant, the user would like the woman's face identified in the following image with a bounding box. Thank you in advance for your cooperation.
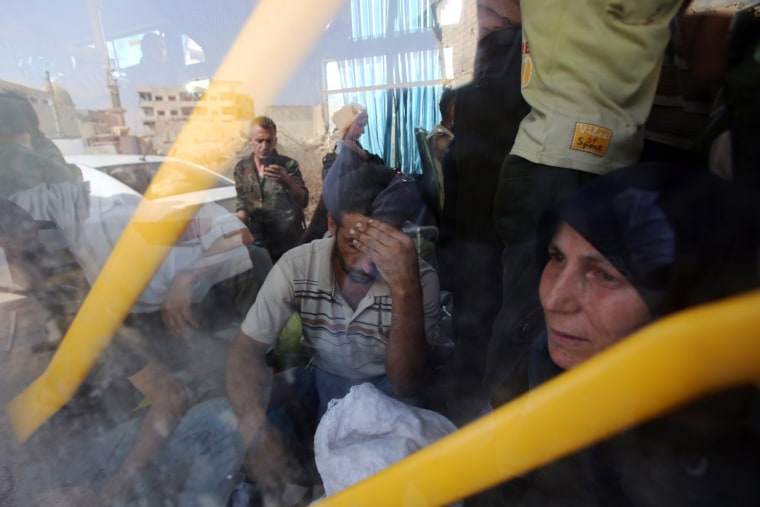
[539,222,652,370]
[346,112,368,141]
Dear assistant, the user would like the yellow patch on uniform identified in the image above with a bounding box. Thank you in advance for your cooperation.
[521,56,532,89]
[570,122,612,157]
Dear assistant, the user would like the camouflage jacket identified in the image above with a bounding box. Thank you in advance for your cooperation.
[233,151,308,259]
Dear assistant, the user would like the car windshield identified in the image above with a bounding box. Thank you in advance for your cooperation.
[2,1,759,506]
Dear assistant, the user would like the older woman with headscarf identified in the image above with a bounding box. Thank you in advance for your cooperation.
[329,103,383,167]
[303,103,385,243]
[492,162,760,507]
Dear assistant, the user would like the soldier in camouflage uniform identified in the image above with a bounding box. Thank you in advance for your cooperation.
[234,116,308,262]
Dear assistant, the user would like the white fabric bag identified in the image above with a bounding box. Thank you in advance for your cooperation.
[314,382,457,498]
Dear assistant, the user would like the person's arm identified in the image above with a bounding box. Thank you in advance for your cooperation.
[225,332,272,447]
[349,216,427,397]
[262,160,308,208]
[225,261,299,487]
[160,227,253,335]
[204,227,254,256]
[101,360,189,501]
[225,332,290,488]
[233,161,251,221]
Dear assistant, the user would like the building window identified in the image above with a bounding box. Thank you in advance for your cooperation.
[157,110,165,116]
[168,95,176,101]
[170,110,178,116]
[181,107,194,115]
[323,47,443,171]
[139,92,153,101]
[349,0,435,40]
[155,96,163,101]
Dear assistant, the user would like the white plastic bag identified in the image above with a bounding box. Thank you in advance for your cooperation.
[314,383,457,499]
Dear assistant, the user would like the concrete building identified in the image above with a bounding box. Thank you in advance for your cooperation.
[437,0,478,87]
[0,79,81,140]
[136,80,253,155]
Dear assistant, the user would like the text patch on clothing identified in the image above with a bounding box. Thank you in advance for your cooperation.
[521,41,532,88]
[570,122,612,157]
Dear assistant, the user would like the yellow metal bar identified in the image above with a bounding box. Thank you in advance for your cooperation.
[7,0,348,442]
[316,288,760,507]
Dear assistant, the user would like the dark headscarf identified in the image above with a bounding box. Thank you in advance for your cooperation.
[0,90,70,164]
[322,160,434,229]
[0,92,35,135]
[537,163,760,317]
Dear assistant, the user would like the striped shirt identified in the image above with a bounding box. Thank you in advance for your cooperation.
[241,237,440,379]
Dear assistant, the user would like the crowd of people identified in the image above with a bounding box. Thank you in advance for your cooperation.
[1,1,759,506]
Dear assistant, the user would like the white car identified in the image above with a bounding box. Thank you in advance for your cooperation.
[65,154,238,213]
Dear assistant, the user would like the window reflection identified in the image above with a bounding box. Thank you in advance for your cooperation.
[1,1,758,506]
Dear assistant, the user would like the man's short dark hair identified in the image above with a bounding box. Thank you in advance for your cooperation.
[327,162,396,226]
[439,88,456,121]
[251,116,277,134]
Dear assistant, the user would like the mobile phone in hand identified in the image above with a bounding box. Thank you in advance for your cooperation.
[262,156,276,167]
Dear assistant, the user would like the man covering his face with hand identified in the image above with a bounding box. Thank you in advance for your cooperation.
[225,161,439,502]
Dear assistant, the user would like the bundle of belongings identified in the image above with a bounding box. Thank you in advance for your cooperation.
[313,383,460,505]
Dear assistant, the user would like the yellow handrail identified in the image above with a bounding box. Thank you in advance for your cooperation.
[315,288,760,506]
[6,0,348,442]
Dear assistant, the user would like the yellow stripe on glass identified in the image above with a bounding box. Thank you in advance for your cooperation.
[7,0,348,442]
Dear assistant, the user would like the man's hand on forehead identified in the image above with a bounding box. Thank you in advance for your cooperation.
[349,215,419,289]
